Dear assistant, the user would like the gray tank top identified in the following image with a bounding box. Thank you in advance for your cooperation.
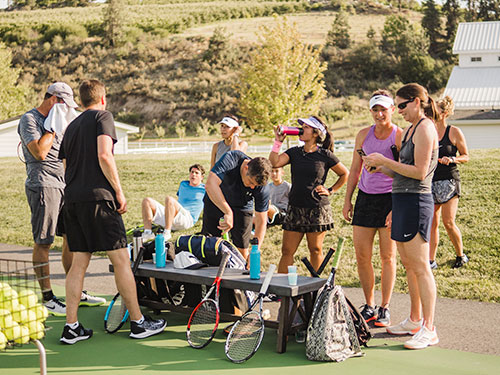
[392,119,438,194]
[215,140,231,163]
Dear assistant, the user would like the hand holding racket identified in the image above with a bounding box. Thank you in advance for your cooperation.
[225,264,276,363]
[187,250,230,349]
[104,246,145,333]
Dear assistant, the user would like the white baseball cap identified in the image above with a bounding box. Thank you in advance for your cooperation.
[173,251,208,270]
[219,116,239,128]
[47,82,78,108]
[369,95,394,109]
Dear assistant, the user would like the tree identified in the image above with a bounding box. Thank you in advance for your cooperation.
[326,10,351,50]
[237,18,327,134]
[442,0,461,58]
[0,44,30,120]
[421,0,443,56]
[103,0,125,47]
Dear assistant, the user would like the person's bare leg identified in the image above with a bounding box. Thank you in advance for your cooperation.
[305,231,327,271]
[278,230,304,273]
[33,243,51,293]
[353,226,377,307]
[65,252,91,324]
[61,235,73,274]
[429,205,441,261]
[107,248,142,321]
[164,196,181,231]
[441,197,463,257]
[141,198,157,230]
[397,242,423,322]
[379,227,396,307]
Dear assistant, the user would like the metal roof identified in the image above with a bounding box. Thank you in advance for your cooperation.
[443,66,500,109]
[453,21,500,53]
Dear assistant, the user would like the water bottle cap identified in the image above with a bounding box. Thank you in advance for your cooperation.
[157,228,164,234]
[250,237,258,245]
[133,229,142,237]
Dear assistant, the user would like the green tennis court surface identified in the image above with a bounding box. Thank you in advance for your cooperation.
[1,298,498,375]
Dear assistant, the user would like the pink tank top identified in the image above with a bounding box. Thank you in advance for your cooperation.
[358,124,397,194]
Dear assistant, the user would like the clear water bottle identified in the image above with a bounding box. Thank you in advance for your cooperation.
[249,237,260,280]
[155,229,166,268]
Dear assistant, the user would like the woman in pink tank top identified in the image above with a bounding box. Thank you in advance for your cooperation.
[343,89,402,327]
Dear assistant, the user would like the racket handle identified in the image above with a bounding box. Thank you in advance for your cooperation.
[131,246,145,274]
[301,257,319,277]
[216,250,231,278]
[259,264,276,295]
[331,237,345,269]
[317,247,335,275]
[222,232,229,241]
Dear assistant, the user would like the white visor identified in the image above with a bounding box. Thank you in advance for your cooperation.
[297,117,326,135]
[219,117,239,128]
[369,95,394,109]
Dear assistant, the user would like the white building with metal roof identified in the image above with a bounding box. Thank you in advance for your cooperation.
[444,21,500,149]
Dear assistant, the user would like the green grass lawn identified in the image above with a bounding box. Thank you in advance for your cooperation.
[1,148,499,302]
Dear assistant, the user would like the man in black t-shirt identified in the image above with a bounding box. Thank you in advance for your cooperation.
[58,79,166,344]
[202,150,271,259]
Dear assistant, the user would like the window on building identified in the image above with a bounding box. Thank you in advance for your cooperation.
[471,57,482,62]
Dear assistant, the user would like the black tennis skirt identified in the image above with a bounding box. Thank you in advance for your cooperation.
[282,204,334,233]
[352,190,392,228]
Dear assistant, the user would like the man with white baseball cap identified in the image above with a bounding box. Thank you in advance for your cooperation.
[18,82,104,317]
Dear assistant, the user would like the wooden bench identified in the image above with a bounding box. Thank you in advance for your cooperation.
[126,261,326,353]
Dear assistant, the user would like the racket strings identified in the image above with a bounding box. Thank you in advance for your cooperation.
[226,312,263,362]
[188,301,218,347]
[106,296,127,331]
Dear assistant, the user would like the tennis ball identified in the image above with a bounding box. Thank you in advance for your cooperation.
[3,321,20,341]
[0,309,14,329]
[31,304,48,323]
[18,289,38,309]
[11,304,28,324]
[15,324,30,344]
[0,331,7,350]
[27,320,45,340]
[0,283,13,301]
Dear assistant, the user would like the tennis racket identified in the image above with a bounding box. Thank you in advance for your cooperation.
[186,250,230,349]
[225,264,276,363]
[301,246,336,278]
[104,246,145,333]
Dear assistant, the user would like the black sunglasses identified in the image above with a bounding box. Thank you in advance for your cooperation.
[397,98,415,110]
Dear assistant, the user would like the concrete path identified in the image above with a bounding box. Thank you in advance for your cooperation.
[1,243,498,356]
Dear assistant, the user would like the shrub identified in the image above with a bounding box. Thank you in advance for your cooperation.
[40,23,88,43]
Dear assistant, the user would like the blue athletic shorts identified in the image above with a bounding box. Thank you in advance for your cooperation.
[391,193,434,243]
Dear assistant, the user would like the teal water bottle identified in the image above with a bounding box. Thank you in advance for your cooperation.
[249,237,260,280]
[155,229,166,268]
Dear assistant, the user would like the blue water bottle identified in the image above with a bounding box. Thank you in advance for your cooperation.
[249,237,260,280]
[155,229,166,268]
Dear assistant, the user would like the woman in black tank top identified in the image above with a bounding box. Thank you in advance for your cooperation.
[430,96,470,269]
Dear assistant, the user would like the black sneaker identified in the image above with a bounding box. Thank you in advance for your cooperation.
[360,304,377,323]
[374,306,391,327]
[429,260,438,270]
[130,315,167,339]
[60,323,93,345]
[452,254,469,269]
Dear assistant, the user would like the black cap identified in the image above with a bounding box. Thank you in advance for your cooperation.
[250,237,258,245]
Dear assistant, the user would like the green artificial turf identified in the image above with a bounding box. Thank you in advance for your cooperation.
[1,296,498,375]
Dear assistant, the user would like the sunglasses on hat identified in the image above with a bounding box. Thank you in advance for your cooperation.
[397,98,415,110]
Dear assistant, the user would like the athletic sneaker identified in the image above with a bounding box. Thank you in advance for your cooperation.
[130,315,167,339]
[374,306,390,327]
[429,260,438,270]
[452,254,469,269]
[44,296,66,316]
[386,317,423,335]
[142,232,155,242]
[360,304,377,322]
[404,325,439,349]
[80,291,106,306]
[60,323,93,345]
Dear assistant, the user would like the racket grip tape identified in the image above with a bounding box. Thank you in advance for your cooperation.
[331,237,345,269]
[301,257,319,277]
[316,247,335,275]
[216,250,231,278]
[259,264,276,295]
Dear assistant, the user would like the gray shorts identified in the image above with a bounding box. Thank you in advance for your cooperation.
[25,186,64,245]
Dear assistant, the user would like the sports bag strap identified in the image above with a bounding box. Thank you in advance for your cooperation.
[200,236,206,258]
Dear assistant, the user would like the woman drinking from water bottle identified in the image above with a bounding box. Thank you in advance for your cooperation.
[269,116,348,273]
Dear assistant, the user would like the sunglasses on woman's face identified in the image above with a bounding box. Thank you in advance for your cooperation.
[397,98,415,110]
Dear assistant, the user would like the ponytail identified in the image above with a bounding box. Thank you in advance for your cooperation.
[424,96,439,123]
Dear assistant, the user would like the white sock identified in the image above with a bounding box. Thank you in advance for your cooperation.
[132,315,145,324]
[143,229,152,235]
[164,230,172,240]
[66,321,79,329]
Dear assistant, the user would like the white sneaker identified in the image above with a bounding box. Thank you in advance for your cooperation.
[164,232,172,241]
[142,231,155,242]
[80,290,106,306]
[386,317,423,335]
[404,325,439,349]
[44,296,66,316]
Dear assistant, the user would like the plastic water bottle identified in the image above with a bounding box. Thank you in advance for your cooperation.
[155,229,166,268]
[249,237,260,280]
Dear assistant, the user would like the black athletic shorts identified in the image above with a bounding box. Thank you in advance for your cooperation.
[352,190,392,228]
[63,200,127,252]
[201,208,253,249]
[391,193,433,243]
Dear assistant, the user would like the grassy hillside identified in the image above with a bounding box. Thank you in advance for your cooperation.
[1,149,499,303]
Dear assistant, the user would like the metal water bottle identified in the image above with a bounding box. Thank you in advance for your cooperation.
[155,229,166,268]
[278,126,304,136]
[132,230,143,262]
[249,237,261,280]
